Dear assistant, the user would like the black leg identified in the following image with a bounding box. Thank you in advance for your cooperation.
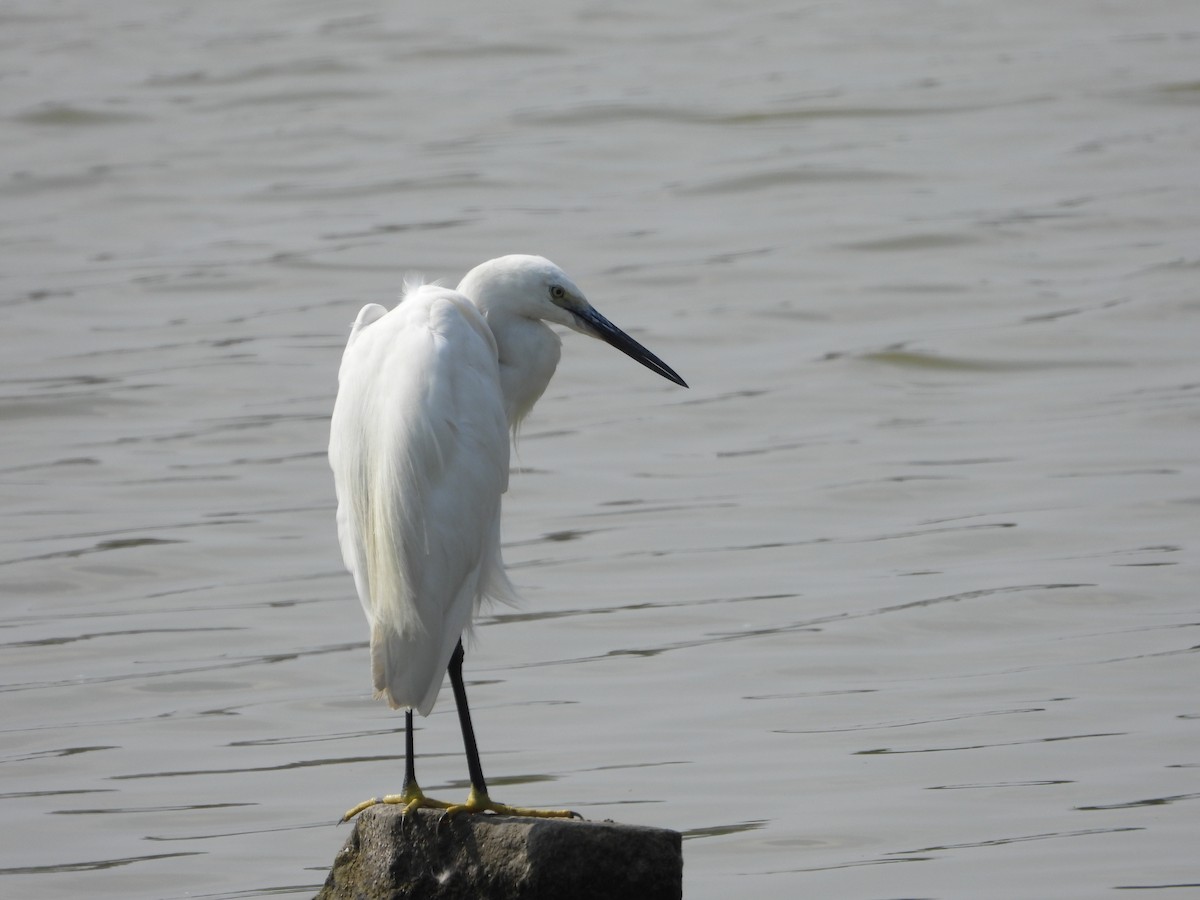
[340,696,456,822]
[402,709,416,794]
[438,638,579,820]
[448,639,489,798]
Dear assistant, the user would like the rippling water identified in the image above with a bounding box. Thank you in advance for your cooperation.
[3,2,1198,898]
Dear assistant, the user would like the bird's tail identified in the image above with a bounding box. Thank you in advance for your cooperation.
[370,619,458,717]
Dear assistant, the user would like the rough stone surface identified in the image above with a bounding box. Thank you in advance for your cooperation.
[315,806,683,900]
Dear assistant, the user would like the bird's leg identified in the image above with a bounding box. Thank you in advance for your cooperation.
[339,709,453,823]
[449,639,489,798]
[444,639,581,820]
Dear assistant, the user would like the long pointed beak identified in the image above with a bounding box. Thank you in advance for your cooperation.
[574,306,688,388]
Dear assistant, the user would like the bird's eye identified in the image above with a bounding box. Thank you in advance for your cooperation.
[549,285,567,302]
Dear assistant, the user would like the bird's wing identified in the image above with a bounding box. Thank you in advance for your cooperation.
[347,302,387,343]
[329,287,510,714]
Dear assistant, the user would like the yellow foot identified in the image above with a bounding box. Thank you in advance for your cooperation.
[340,785,454,824]
[444,786,582,820]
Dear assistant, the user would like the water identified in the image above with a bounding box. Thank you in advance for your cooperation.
[2,1,1198,897]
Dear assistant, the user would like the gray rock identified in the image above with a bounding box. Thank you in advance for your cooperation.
[316,806,683,900]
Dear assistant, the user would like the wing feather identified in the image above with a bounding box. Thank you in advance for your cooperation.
[329,286,510,714]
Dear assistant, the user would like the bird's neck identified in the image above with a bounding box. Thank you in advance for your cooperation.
[487,313,563,430]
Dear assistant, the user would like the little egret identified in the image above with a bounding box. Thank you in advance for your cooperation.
[329,255,687,822]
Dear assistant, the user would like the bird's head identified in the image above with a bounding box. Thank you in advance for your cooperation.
[459,255,688,388]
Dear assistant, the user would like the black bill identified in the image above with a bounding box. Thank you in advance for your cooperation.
[575,306,688,388]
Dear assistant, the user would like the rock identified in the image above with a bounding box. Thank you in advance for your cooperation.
[315,805,683,900]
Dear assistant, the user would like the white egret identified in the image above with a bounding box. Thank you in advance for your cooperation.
[329,255,687,822]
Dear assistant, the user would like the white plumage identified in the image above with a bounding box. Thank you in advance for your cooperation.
[330,286,515,714]
[329,254,686,726]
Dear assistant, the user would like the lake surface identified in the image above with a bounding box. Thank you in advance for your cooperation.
[2,1,1198,897]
